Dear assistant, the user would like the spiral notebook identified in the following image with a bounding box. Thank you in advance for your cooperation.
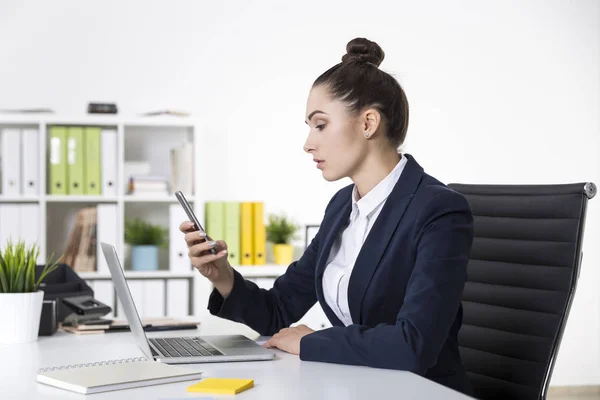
[36,357,203,394]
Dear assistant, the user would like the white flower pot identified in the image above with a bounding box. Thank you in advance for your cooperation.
[0,291,44,344]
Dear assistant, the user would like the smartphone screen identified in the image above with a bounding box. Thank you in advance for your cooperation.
[175,191,217,255]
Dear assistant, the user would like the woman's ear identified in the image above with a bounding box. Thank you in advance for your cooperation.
[362,108,382,138]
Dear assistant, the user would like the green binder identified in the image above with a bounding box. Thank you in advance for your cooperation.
[224,202,241,265]
[67,127,85,195]
[84,127,101,195]
[205,202,225,242]
[48,126,67,195]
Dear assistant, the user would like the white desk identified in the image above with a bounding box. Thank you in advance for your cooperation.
[0,315,474,399]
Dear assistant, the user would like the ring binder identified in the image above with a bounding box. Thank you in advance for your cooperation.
[37,356,147,373]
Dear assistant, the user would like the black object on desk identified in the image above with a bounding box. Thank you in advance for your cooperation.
[62,295,112,326]
[39,300,58,336]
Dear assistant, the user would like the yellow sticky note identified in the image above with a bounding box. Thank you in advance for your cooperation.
[187,378,254,395]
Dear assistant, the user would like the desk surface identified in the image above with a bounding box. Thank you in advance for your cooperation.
[0,315,473,399]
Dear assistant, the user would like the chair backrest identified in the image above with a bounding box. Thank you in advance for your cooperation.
[448,182,596,400]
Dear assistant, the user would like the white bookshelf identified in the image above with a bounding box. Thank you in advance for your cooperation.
[0,114,291,319]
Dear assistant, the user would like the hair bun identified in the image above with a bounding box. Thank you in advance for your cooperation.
[341,38,385,67]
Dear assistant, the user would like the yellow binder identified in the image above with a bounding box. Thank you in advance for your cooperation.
[252,202,266,265]
[84,127,101,195]
[48,126,67,195]
[67,127,85,195]
[240,202,253,265]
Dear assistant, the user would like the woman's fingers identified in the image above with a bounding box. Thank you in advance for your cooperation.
[190,248,228,269]
[179,221,196,233]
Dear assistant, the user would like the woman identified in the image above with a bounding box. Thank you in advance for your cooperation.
[180,38,474,395]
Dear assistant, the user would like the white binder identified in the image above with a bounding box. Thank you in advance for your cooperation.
[101,129,118,196]
[96,204,118,274]
[21,128,40,196]
[169,204,192,272]
[166,279,189,317]
[0,204,20,251]
[18,204,41,259]
[143,280,165,318]
[1,128,21,195]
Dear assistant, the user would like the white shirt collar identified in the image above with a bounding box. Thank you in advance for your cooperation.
[351,154,408,219]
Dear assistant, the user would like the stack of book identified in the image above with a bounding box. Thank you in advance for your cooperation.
[128,176,169,196]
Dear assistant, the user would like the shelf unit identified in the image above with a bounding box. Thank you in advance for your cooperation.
[0,114,331,328]
[0,115,287,318]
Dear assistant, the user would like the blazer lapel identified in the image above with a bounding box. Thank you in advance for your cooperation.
[314,196,352,326]
[347,154,424,324]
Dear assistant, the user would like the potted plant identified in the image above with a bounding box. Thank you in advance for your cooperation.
[124,218,167,271]
[266,214,299,265]
[0,240,59,344]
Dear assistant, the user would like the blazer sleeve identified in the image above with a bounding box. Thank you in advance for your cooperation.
[299,190,474,374]
[207,193,339,336]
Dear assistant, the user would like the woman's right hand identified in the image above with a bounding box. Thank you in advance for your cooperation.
[179,221,234,297]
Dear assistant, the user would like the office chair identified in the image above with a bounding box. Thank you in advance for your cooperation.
[448,182,596,400]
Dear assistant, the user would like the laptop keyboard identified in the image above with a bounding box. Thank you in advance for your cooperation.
[149,337,224,358]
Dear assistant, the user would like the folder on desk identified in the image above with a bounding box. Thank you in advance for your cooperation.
[48,126,67,195]
[224,202,241,266]
[1,128,21,195]
[84,127,101,195]
[252,202,266,265]
[240,202,253,265]
[21,128,40,196]
[67,126,85,195]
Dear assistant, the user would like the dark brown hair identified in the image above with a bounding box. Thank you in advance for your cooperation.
[313,38,409,148]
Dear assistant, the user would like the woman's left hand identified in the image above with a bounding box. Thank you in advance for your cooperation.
[263,325,314,355]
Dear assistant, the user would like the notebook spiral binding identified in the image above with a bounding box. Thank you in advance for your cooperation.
[37,357,147,373]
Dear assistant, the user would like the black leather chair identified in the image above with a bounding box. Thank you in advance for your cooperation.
[448,182,597,400]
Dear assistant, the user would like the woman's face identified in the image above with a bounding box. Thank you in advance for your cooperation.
[303,85,368,182]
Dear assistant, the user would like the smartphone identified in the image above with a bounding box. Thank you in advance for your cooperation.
[175,191,217,255]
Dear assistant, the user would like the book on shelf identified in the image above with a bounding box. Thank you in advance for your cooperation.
[170,142,193,194]
[62,207,97,272]
[128,175,169,196]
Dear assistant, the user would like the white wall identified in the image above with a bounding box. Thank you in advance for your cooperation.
[1,0,598,386]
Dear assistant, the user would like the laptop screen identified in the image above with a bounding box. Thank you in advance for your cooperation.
[100,242,153,359]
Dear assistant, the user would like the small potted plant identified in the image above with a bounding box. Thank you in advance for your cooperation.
[0,240,59,344]
[266,214,299,265]
[124,218,167,271]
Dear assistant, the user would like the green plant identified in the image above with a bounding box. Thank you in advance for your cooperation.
[266,214,299,244]
[0,240,59,293]
[124,218,168,246]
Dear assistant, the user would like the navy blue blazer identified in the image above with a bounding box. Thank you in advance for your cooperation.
[208,154,474,395]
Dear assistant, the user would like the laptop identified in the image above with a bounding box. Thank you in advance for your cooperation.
[100,242,275,364]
